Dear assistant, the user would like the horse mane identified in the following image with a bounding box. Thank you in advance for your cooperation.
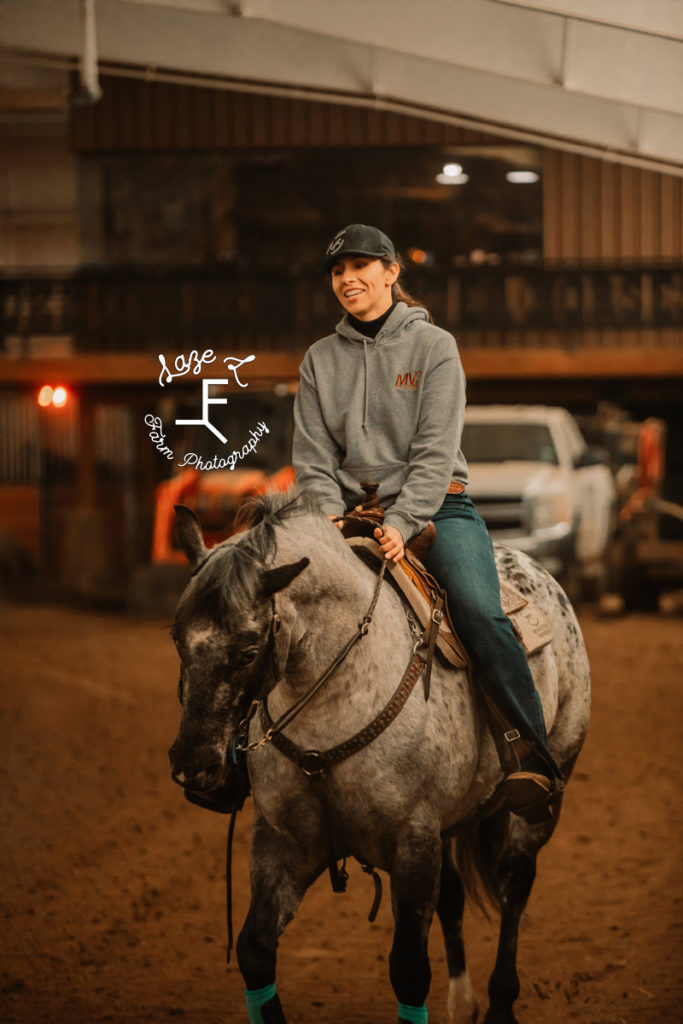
[235,487,322,543]
[175,488,323,629]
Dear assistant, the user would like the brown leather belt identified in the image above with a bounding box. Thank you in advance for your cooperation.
[447,481,466,494]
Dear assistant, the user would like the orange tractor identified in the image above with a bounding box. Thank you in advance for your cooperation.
[151,464,296,565]
[129,464,296,615]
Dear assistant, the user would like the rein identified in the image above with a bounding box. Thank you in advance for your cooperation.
[225,519,442,959]
[236,558,388,755]
[232,554,443,913]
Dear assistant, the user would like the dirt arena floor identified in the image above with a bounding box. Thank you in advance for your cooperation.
[1,600,682,1024]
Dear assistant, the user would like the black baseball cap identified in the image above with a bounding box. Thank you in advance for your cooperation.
[320,224,397,272]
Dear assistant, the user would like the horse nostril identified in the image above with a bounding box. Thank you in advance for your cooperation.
[202,762,223,786]
[178,762,224,793]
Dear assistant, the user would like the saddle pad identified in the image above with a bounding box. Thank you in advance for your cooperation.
[500,580,554,653]
[347,537,552,664]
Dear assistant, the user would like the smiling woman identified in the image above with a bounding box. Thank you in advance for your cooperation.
[292,222,566,855]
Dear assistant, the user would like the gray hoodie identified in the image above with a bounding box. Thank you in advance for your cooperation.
[293,302,468,541]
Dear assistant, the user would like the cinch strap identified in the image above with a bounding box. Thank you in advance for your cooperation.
[398,1001,428,1023]
[245,983,277,1022]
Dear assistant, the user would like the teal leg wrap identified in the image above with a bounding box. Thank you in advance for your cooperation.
[245,983,277,1023]
[398,1001,428,1023]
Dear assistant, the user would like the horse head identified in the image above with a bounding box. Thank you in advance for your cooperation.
[168,503,309,813]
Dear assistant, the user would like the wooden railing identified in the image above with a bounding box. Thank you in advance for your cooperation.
[2,263,682,354]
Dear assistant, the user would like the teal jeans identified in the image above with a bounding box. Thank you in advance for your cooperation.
[423,493,557,771]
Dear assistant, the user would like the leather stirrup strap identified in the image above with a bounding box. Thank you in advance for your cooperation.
[481,690,533,774]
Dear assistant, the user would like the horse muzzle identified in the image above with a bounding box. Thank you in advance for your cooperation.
[169,746,251,814]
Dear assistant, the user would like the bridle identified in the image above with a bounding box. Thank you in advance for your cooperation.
[180,533,443,961]
[234,551,443,912]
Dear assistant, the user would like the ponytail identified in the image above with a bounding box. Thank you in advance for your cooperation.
[383,255,434,323]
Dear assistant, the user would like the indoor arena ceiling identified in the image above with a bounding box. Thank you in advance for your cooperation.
[2,0,683,174]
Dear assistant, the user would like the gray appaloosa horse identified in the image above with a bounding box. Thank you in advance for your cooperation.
[169,491,590,1024]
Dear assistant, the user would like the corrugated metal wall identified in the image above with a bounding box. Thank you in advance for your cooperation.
[543,150,683,263]
[73,76,683,271]
[71,75,497,151]
[0,397,41,484]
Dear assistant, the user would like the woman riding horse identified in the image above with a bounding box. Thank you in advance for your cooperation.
[293,224,563,815]
[168,225,589,1024]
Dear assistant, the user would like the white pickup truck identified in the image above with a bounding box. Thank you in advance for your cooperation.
[462,405,617,598]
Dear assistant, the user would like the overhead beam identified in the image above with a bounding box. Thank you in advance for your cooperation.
[2,0,683,173]
[494,0,683,40]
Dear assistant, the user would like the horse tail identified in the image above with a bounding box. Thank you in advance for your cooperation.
[455,808,510,915]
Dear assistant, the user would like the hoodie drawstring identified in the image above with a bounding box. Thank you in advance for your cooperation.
[362,338,369,429]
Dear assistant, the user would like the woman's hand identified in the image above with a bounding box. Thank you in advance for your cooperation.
[327,514,344,531]
[374,524,404,562]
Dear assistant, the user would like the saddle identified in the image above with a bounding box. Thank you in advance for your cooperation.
[340,483,553,666]
[338,481,437,564]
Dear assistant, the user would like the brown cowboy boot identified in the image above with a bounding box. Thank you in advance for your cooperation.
[501,762,563,824]
[482,692,563,823]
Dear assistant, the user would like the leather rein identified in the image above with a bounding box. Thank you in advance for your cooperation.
[233,546,444,912]
[236,557,388,759]
[214,512,444,962]
[236,554,444,773]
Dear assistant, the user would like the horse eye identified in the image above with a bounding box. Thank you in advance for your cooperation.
[238,647,259,668]
[177,677,184,704]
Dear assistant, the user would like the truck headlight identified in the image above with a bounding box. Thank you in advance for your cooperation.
[530,492,571,532]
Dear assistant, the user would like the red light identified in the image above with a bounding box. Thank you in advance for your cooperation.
[38,385,69,408]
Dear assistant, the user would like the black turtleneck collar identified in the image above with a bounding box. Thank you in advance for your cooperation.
[347,302,397,340]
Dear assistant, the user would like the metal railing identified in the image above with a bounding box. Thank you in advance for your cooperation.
[2,263,682,354]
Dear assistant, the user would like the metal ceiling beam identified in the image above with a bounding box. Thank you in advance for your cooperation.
[2,0,682,173]
[494,0,683,40]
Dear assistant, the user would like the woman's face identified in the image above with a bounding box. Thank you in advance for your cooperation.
[330,256,399,321]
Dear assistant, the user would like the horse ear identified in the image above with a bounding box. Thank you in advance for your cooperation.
[260,558,310,598]
[174,504,207,569]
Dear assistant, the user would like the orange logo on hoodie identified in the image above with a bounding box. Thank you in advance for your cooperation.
[394,370,422,390]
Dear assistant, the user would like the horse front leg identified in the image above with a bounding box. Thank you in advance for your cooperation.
[236,814,324,1024]
[389,829,441,1024]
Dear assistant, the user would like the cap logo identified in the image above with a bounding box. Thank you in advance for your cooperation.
[326,231,345,256]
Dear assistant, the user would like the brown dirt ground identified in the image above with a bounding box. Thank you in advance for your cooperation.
[1,601,682,1024]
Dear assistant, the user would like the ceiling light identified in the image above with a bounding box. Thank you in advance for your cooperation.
[506,170,540,184]
[436,172,469,185]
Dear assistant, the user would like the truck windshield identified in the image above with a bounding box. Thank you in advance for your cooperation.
[462,422,558,465]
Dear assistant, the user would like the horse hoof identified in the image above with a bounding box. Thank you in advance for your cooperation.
[482,1009,518,1024]
[447,972,479,1023]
